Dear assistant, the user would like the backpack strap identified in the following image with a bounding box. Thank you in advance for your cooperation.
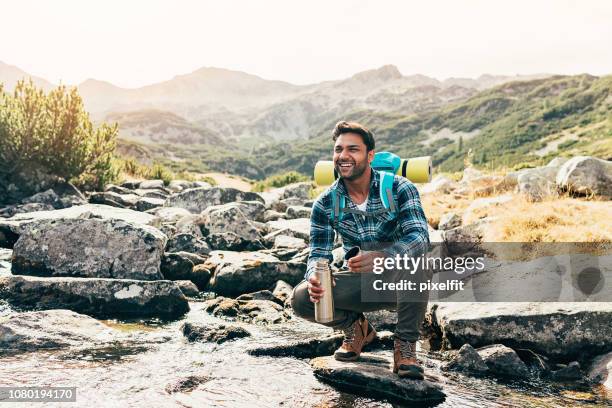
[380,171,397,216]
[330,188,345,226]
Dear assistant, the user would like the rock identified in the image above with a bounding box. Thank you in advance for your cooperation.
[147,207,192,224]
[431,302,612,360]
[236,290,284,306]
[556,156,612,198]
[546,157,569,168]
[266,218,310,242]
[175,280,200,297]
[165,375,211,394]
[272,280,293,304]
[181,321,250,344]
[0,249,11,275]
[550,361,582,381]
[438,212,461,230]
[0,275,189,319]
[215,201,266,221]
[166,233,211,256]
[134,189,169,200]
[477,344,529,378]
[174,214,203,236]
[135,197,165,211]
[0,203,56,218]
[588,351,612,392]
[166,180,192,193]
[204,296,290,324]
[165,187,264,214]
[286,206,312,219]
[248,331,394,358]
[0,309,117,352]
[199,203,264,251]
[366,309,397,332]
[11,218,166,280]
[21,189,63,209]
[160,252,210,290]
[442,219,492,255]
[421,175,456,195]
[303,200,315,208]
[461,167,484,182]
[89,191,141,208]
[282,182,312,200]
[445,344,488,374]
[311,353,445,404]
[139,179,165,190]
[462,194,512,222]
[191,181,212,189]
[275,197,305,212]
[105,184,133,195]
[517,166,558,201]
[205,251,305,296]
[263,210,286,222]
[273,235,307,250]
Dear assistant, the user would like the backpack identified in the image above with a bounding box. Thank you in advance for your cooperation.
[329,152,400,226]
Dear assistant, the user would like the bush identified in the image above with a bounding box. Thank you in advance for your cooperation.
[252,171,310,192]
[0,80,118,200]
[148,163,174,186]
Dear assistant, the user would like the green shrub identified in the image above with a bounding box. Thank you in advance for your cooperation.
[148,163,174,185]
[252,171,310,192]
[0,80,118,197]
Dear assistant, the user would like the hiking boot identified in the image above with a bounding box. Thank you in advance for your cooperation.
[393,338,424,379]
[333,315,376,361]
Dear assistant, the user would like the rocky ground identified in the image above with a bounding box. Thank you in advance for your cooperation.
[0,154,610,405]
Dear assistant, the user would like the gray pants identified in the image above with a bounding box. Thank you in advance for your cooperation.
[290,269,429,342]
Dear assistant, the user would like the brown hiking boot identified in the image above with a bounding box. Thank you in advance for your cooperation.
[334,315,377,361]
[393,338,424,379]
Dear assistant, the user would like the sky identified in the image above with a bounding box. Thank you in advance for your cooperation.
[2,0,611,88]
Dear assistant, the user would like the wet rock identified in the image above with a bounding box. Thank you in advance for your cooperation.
[518,166,558,201]
[160,252,210,290]
[181,321,250,344]
[263,209,286,222]
[204,296,290,324]
[266,218,310,242]
[135,197,165,212]
[205,251,305,296]
[165,187,263,214]
[272,280,293,304]
[0,275,189,319]
[311,352,445,404]
[438,212,461,230]
[11,218,166,280]
[556,156,612,198]
[248,331,394,358]
[0,309,117,352]
[166,233,211,256]
[286,206,311,219]
[550,361,582,381]
[236,290,284,306]
[139,179,164,190]
[165,374,211,394]
[477,344,529,378]
[588,351,612,393]
[89,191,141,208]
[431,302,612,360]
[445,344,488,374]
[175,280,200,297]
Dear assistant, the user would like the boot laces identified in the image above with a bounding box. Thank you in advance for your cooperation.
[342,322,357,345]
[398,339,417,359]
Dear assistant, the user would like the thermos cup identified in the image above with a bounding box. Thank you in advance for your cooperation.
[314,260,335,323]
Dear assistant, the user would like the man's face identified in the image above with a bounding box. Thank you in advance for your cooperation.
[333,133,374,181]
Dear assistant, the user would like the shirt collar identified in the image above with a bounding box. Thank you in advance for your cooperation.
[332,167,380,197]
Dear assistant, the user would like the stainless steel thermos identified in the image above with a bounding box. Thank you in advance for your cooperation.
[314,260,335,323]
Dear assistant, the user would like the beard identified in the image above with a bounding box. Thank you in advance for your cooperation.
[334,158,369,181]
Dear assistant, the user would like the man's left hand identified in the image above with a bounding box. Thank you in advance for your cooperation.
[347,251,386,273]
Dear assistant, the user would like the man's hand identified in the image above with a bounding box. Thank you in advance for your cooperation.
[307,274,335,303]
[347,251,386,273]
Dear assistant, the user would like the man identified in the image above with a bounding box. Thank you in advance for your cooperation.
[291,121,430,379]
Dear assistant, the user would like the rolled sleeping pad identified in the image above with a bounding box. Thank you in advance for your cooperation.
[314,156,432,185]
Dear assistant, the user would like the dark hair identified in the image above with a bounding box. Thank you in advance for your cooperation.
[332,121,375,151]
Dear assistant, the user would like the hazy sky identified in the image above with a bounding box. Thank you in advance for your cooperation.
[2,0,611,88]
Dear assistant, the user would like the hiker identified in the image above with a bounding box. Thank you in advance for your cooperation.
[291,121,430,380]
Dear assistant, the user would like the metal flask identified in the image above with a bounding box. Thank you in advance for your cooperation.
[314,260,335,323]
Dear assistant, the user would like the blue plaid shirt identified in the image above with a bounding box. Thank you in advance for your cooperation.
[306,168,430,279]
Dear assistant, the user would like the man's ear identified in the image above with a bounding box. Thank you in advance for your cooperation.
[367,149,375,163]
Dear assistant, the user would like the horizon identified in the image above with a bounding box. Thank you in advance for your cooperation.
[2,0,611,88]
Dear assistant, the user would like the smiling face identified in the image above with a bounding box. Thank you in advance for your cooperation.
[333,133,374,181]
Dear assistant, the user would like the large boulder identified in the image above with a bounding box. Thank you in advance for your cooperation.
[164,187,264,213]
[431,302,612,360]
[89,191,141,208]
[166,233,210,256]
[199,204,264,251]
[556,156,612,198]
[282,182,312,200]
[444,343,489,374]
[205,251,305,296]
[11,218,166,280]
[204,296,290,324]
[0,309,118,352]
[265,218,310,242]
[0,275,189,319]
[311,353,445,404]
[517,166,558,201]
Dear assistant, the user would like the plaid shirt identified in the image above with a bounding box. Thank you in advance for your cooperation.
[306,168,430,279]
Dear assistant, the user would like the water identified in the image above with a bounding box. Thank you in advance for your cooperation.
[0,302,609,407]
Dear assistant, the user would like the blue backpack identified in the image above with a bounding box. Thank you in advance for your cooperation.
[330,152,400,226]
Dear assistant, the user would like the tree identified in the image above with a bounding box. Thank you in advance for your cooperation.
[0,80,118,203]
[456,135,464,153]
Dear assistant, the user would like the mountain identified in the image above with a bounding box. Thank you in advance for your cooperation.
[0,61,55,92]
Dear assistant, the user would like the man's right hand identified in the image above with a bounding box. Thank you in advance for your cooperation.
[307,274,335,303]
